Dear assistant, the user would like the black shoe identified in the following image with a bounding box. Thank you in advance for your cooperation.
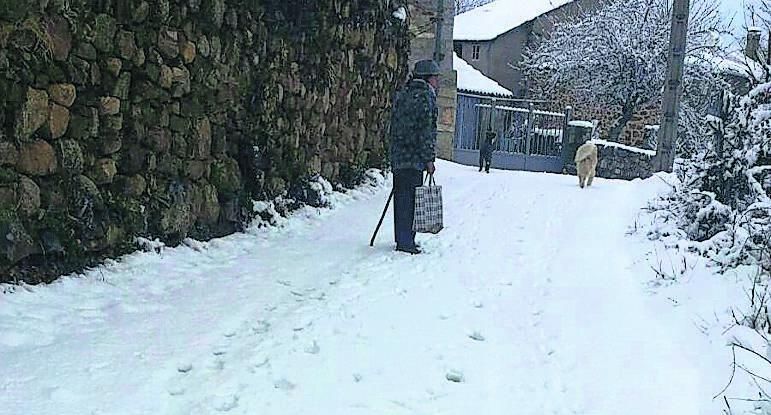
[396,245,422,255]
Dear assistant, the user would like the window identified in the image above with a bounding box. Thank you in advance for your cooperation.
[471,44,481,61]
[454,43,463,58]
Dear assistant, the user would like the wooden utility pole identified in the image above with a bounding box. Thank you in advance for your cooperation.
[654,0,690,172]
[433,0,445,63]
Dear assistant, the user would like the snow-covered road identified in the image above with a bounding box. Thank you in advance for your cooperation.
[1,161,728,414]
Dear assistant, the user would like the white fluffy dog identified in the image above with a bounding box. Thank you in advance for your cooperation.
[574,142,598,188]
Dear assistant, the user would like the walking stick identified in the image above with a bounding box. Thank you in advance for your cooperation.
[370,190,394,247]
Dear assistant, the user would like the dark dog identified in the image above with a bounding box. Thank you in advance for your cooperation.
[479,130,495,173]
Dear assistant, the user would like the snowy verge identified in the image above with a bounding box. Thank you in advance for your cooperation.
[634,173,771,414]
[249,169,387,229]
[1,169,389,293]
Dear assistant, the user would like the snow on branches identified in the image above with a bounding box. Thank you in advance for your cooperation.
[521,0,727,154]
[648,80,771,271]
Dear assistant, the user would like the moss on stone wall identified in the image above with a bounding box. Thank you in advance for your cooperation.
[0,0,410,283]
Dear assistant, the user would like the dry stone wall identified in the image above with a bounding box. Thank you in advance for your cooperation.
[541,90,659,146]
[0,0,410,283]
[593,142,654,180]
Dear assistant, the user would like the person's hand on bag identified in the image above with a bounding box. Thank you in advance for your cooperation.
[426,161,436,175]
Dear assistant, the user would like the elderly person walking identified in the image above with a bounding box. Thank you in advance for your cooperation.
[388,59,440,255]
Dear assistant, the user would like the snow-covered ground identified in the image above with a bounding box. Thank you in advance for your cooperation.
[0,160,752,414]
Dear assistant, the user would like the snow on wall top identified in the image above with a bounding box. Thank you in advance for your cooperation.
[454,53,514,96]
[454,0,575,41]
[568,120,594,128]
[590,139,656,156]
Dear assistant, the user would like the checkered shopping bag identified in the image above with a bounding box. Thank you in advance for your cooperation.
[413,174,443,234]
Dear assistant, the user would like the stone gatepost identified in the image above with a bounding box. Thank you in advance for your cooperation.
[561,120,594,173]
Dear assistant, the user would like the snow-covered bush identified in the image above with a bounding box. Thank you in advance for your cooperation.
[641,81,771,407]
[647,80,771,271]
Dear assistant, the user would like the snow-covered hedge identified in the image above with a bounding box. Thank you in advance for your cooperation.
[645,81,771,271]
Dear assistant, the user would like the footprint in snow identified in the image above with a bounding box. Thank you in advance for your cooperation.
[206,356,225,371]
[212,394,239,412]
[167,383,186,396]
[293,320,313,331]
[250,357,270,369]
[212,342,229,356]
[446,370,464,383]
[177,362,193,373]
[472,301,484,309]
[312,292,326,301]
[304,341,320,354]
[252,320,271,335]
[468,331,485,342]
[274,378,296,391]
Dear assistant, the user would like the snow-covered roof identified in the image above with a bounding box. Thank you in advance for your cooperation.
[453,52,514,96]
[454,0,575,41]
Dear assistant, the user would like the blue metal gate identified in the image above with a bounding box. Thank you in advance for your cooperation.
[453,93,570,173]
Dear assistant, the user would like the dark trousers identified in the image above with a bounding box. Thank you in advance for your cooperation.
[479,142,492,172]
[393,168,423,248]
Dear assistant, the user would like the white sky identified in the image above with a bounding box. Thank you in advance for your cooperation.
[719,0,756,49]
[721,0,749,29]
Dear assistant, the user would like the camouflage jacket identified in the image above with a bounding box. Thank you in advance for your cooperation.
[389,78,437,171]
[480,130,496,158]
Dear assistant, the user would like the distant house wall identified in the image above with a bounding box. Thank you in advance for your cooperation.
[454,40,492,75]
[488,25,532,96]
[455,27,528,96]
[454,0,599,96]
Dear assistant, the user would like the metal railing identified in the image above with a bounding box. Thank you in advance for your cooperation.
[455,93,572,158]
